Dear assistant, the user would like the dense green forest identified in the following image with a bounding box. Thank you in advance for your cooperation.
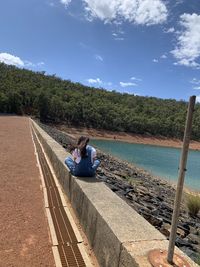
[0,62,200,140]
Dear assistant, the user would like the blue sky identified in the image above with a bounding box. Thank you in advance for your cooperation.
[0,0,200,101]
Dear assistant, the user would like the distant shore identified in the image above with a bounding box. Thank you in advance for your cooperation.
[57,125,200,151]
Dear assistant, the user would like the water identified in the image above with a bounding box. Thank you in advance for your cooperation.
[91,139,200,191]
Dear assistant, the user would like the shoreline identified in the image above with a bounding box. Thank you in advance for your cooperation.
[57,125,200,151]
[40,122,200,194]
[55,125,200,194]
[100,149,200,195]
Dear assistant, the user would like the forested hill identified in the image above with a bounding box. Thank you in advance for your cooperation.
[0,62,200,140]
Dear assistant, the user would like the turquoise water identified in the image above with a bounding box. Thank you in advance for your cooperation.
[91,140,200,191]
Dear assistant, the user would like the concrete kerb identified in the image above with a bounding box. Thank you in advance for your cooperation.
[31,120,198,267]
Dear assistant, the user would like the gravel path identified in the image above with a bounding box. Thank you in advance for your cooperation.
[0,116,55,267]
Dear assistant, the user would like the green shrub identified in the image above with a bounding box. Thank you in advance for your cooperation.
[187,194,200,217]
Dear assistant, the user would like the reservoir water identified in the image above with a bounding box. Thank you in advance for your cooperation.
[91,139,200,191]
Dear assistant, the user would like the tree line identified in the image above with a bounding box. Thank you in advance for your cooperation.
[0,62,200,140]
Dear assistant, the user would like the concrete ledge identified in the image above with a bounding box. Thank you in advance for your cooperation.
[32,120,198,267]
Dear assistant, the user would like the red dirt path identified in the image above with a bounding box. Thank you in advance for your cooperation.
[0,116,55,267]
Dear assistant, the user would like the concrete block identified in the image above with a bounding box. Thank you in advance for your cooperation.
[70,177,121,267]
[72,177,164,242]
[70,176,165,267]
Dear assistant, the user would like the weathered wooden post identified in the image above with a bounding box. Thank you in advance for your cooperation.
[148,96,196,266]
[167,95,196,264]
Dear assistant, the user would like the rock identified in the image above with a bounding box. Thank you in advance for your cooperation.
[195,223,200,228]
[140,210,151,221]
[109,185,119,192]
[180,222,190,230]
[149,216,163,227]
[112,170,127,179]
[137,186,149,194]
[124,188,134,195]
[105,179,114,184]
[177,224,190,236]
[160,202,173,213]
[193,244,200,254]
[180,247,197,257]
[151,208,159,216]
[177,228,186,238]
[156,196,163,201]
[125,194,133,200]
[160,223,171,237]
[187,233,200,245]
[176,237,193,248]
[189,226,199,235]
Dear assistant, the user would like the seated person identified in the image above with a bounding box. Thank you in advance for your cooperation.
[65,136,100,177]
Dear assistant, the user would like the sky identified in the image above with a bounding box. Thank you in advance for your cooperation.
[0,0,200,101]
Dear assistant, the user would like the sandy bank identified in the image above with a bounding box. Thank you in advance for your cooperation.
[57,125,200,151]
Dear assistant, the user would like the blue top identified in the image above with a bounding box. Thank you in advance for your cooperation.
[73,145,94,177]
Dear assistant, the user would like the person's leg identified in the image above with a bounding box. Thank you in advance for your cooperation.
[92,160,100,172]
[64,157,75,173]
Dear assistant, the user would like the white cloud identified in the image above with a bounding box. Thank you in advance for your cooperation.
[0,52,24,67]
[171,13,200,68]
[161,54,167,59]
[24,61,34,67]
[60,0,168,25]
[24,60,45,67]
[38,61,45,66]
[0,52,45,68]
[120,77,142,88]
[114,37,124,41]
[131,76,142,81]
[190,78,200,85]
[112,30,125,41]
[95,54,103,61]
[86,78,113,88]
[153,59,158,63]
[194,86,200,90]
[120,81,137,87]
[112,33,118,37]
[83,0,168,25]
[60,0,71,6]
[87,78,102,84]
[164,27,175,33]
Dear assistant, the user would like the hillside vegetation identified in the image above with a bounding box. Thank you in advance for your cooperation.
[0,63,200,140]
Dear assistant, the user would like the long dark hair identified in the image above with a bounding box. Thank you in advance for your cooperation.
[77,136,89,157]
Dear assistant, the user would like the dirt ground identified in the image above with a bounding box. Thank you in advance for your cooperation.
[58,125,200,150]
[0,116,55,267]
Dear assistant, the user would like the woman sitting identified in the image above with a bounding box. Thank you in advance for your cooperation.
[65,136,100,177]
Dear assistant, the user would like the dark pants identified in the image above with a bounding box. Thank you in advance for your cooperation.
[65,157,100,177]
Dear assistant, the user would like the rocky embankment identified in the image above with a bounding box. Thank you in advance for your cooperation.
[37,121,200,264]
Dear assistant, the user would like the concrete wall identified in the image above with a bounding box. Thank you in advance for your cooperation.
[32,120,198,267]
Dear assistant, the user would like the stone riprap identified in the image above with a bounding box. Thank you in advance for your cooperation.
[33,120,199,266]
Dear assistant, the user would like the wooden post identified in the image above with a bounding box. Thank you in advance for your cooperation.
[167,95,196,264]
